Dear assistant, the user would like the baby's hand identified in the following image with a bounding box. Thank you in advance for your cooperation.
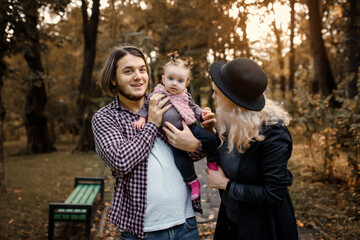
[201,107,216,134]
[201,107,212,120]
[132,117,146,130]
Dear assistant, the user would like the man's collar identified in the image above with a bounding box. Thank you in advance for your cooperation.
[109,95,122,110]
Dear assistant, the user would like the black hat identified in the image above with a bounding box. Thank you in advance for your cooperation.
[209,58,268,111]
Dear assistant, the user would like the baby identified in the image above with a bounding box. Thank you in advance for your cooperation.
[133,52,218,200]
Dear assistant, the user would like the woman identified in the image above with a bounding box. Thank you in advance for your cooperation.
[206,58,298,240]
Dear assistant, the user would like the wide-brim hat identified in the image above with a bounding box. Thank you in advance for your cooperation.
[209,58,268,111]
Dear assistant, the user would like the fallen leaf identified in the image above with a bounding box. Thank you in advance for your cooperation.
[20,229,30,234]
[296,219,304,228]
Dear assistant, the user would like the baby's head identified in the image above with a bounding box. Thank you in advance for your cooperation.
[162,51,193,95]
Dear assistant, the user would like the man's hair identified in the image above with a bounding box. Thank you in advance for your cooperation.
[97,46,150,97]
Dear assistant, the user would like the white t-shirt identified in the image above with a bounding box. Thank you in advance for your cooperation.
[144,138,195,232]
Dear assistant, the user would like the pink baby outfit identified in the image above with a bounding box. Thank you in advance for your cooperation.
[137,84,203,130]
[153,84,197,125]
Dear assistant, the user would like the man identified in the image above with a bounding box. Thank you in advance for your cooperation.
[92,46,215,240]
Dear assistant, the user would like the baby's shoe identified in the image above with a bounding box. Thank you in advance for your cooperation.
[188,179,201,200]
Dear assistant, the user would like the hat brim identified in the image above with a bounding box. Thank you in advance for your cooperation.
[209,61,265,111]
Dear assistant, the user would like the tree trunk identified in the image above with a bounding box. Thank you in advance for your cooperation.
[239,12,251,58]
[75,0,100,152]
[288,0,295,93]
[23,2,55,154]
[345,0,360,98]
[0,0,10,194]
[272,9,286,94]
[306,0,338,107]
[0,61,6,194]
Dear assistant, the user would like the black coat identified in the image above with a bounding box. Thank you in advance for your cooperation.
[214,122,298,240]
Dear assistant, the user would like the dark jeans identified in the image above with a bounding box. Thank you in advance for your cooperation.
[171,124,218,183]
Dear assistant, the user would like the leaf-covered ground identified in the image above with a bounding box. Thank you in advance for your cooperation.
[0,135,359,239]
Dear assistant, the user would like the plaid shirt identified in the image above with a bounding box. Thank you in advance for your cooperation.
[92,95,203,239]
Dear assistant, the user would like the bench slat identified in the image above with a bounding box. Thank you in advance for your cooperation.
[64,185,84,203]
[84,185,101,204]
[71,185,97,214]
[66,184,89,204]
[54,184,101,221]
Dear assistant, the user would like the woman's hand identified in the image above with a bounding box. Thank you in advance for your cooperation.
[147,93,172,127]
[206,166,229,190]
[202,107,216,134]
[163,121,200,152]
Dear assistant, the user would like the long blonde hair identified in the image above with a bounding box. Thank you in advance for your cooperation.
[216,90,291,153]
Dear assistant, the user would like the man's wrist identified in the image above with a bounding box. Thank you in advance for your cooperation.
[189,139,201,153]
[192,139,201,152]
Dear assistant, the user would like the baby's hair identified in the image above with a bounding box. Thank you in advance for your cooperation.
[168,51,179,62]
[164,51,194,82]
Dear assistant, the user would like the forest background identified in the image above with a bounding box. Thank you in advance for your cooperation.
[0,0,359,239]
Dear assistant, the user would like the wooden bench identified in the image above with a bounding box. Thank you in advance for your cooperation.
[48,177,105,240]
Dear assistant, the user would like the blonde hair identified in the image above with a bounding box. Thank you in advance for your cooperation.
[216,91,291,153]
[163,51,193,84]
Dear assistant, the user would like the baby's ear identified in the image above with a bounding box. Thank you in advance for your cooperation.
[161,75,165,82]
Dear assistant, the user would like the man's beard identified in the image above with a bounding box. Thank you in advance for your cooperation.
[115,82,146,101]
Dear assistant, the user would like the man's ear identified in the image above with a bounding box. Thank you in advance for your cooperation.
[111,78,116,87]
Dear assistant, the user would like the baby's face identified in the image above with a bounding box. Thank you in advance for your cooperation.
[162,65,189,95]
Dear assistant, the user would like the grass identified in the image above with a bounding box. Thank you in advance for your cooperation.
[1,133,360,240]
[0,137,114,240]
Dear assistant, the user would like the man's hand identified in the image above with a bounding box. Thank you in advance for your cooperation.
[147,93,172,127]
[163,121,200,152]
[202,107,216,134]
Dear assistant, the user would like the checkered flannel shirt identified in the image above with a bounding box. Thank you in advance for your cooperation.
[92,95,203,239]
